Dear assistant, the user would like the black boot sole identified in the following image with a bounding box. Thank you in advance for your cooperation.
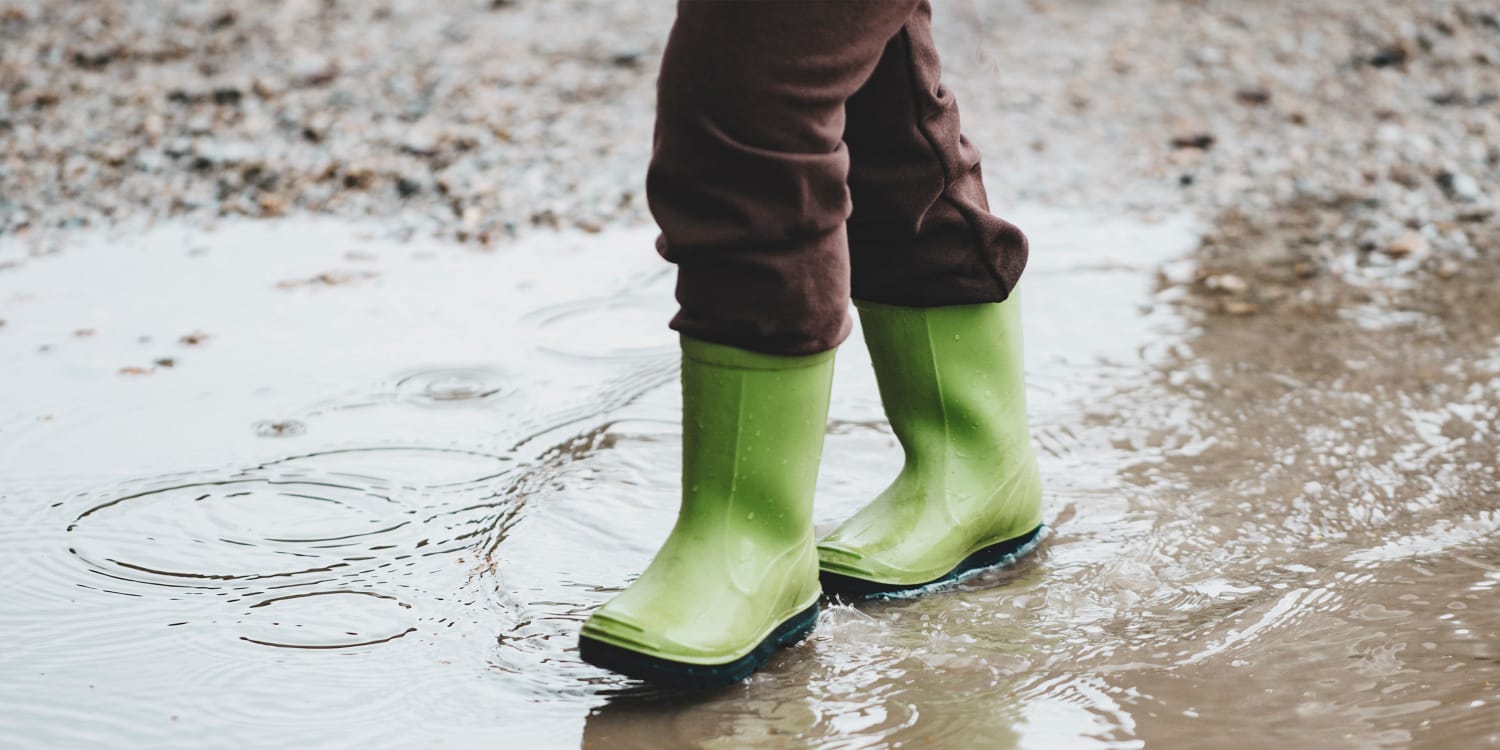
[577,602,820,688]
[820,524,1045,599]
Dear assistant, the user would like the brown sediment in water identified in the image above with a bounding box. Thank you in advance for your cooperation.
[1115,242,1500,748]
[1,210,1494,747]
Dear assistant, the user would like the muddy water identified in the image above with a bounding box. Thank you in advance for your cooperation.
[0,212,1495,748]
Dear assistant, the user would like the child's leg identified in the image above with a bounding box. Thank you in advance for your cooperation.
[844,0,1028,307]
[820,1,1044,596]
[581,0,927,685]
[646,0,922,356]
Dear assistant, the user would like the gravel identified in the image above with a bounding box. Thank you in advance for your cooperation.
[1,0,670,244]
[2,0,1496,313]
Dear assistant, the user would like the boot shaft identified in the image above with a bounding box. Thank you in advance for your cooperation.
[855,295,1033,470]
[677,336,836,543]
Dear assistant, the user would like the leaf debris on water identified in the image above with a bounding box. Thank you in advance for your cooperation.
[276,270,380,288]
[253,420,307,438]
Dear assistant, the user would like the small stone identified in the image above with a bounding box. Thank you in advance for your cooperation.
[19,89,59,109]
[142,114,166,140]
[153,357,177,368]
[1170,133,1216,150]
[250,77,279,99]
[1203,273,1249,294]
[1366,42,1413,69]
[1221,300,1261,316]
[1388,165,1422,188]
[191,139,258,167]
[211,87,243,106]
[609,49,646,68]
[341,166,376,189]
[179,331,211,346]
[400,129,441,158]
[257,193,286,216]
[71,47,117,70]
[291,53,338,87]
[100,144,134,168]
[1235,88,1271,106]
[119,366,154,376]
[1437,171,1484,203]
[395,177,422,198]
[1385,231,1427,258]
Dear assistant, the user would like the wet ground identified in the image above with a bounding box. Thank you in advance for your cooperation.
[2,208,1496,748]
[7,0,1497,295]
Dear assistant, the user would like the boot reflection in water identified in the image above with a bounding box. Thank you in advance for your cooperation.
[577,0,1043,687]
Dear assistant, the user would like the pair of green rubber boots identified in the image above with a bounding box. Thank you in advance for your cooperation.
[578,296,1043,686]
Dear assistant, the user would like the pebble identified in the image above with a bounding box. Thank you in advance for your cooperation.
[1221,300,1261,317]
[0,0,662,243]
[1202,273,1250,295]
[1437,171,1484,204]
[1385,232,1428,259]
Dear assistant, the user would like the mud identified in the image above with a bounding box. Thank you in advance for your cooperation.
[2,207,1496,748]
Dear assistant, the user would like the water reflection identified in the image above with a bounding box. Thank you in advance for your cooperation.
[0,211,1496,747]
[581,650,1026,750]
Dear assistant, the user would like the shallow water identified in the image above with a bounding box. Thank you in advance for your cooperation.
[0,211,1495,748]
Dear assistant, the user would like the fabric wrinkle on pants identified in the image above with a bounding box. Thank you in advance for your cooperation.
[649,0,1029,357]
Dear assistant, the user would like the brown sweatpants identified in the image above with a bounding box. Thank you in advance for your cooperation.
[648,0,1028,357]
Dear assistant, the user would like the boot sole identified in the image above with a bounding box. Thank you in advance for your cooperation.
[577,602,820,688]
[820,524,1045,599]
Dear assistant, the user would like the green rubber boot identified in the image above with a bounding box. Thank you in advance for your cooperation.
[818,294,1044,597]
[578,336,834,686]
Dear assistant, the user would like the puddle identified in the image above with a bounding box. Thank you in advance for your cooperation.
[393,368,516,405]
[0,211,1496,748]
[68,477,415,587]
[237,590,417,650]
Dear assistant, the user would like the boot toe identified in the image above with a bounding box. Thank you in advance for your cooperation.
[581,606,731,664]
[817,540,931,586]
